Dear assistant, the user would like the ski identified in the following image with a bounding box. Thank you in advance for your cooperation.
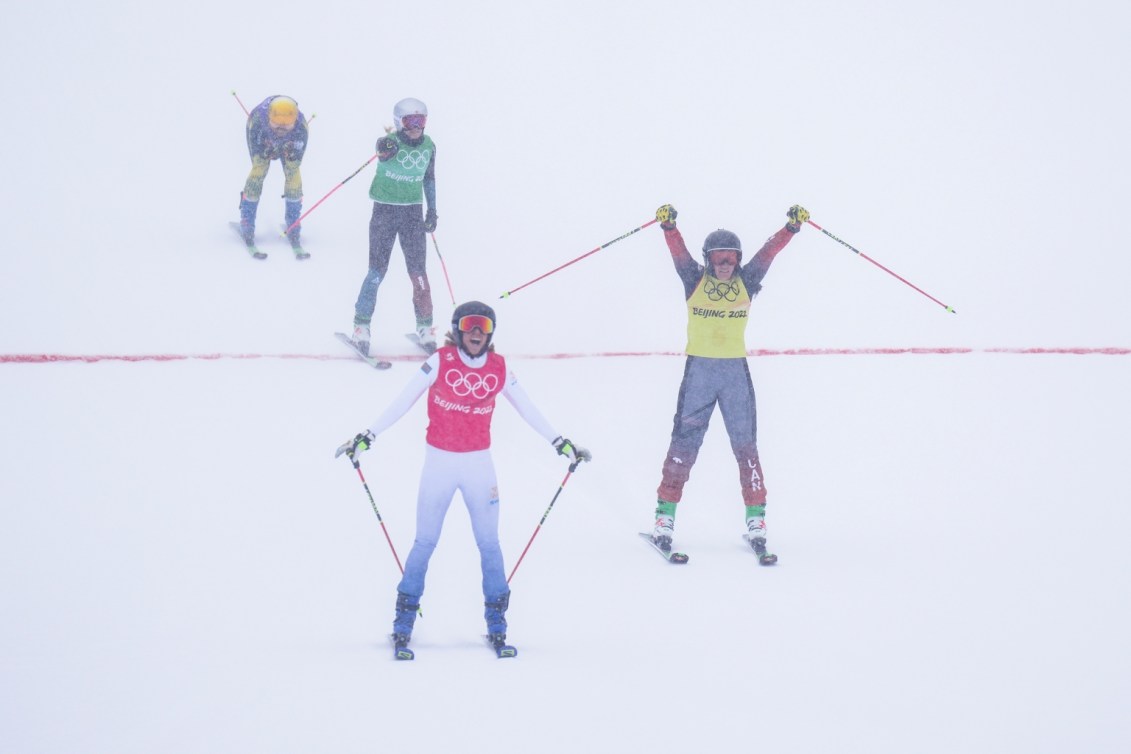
[638,532,689,564]
[405,333,437,355]
[229,221,266,259]
[742,534,779,566]
[334,332,392,370]
[278,224,310,260]
[485,634,517,659]
[390,634,414,661]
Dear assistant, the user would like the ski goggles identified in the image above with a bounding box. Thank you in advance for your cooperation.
[402,114,427,130]
[709,250,739,266]
[457,314,494,334]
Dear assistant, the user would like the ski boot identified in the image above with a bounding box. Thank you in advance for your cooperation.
[352,321,371,357]
[745,506,778,566]
[285,199,309,260]
[484,592,516,657]
[651,500,677,552]
[487,632,517,658]
[415,323,437,354]
[391,592,420,659]
[392,632,414,661]
[238,193,258,247]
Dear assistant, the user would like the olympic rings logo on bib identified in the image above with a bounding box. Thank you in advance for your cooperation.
[445,368,499,399]
[397,149,431,170]
[705,279,740,302]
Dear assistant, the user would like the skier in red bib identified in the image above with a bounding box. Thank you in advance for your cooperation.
[337,301,591,658]
[649,203,809,565]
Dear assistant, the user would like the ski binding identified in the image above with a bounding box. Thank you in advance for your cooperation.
[638,532,689,564]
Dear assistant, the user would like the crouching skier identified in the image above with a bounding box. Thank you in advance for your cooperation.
[336,301,591,659]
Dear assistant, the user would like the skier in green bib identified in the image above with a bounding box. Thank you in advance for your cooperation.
[350,97,438,356]
[649,203,809,565]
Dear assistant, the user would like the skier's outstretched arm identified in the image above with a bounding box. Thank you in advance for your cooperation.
[502,371,591,463]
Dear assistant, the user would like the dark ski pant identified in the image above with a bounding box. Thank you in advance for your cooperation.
[353,202,432,326]
[656,356,767,507]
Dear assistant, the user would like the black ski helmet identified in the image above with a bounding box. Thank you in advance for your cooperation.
[451,300,497,354]
[702,229,743,267]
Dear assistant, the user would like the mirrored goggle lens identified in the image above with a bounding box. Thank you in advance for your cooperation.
[402,114,427,130]
[710,250,738,265]
[458,315,493,334]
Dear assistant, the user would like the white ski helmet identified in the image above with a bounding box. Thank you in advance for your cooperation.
[393,97,428,130]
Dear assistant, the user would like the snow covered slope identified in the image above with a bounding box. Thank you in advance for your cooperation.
[2,2,1130,752]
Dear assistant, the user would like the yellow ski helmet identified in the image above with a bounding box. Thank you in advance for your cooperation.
[268,97,299,128]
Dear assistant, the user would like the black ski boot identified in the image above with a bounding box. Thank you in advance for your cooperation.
[484,592,516,658]
[487,632,516,658]
[392,632,414,661]
[391,592,420,660]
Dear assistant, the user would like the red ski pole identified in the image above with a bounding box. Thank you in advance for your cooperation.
[230,90,250,116]
[282,154,378,236]
[806,218,956,314]
[507,461,580,584]
[500,219,658,298]
[348,457,422,617]
[350,458,406,573]
[430,232,456,305]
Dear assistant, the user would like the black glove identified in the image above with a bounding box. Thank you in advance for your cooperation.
[335,430,375,460]
[656,204,678,230]
[552,436,592,463]
[786,204,810,233]
[424,207,438,233]
[377,136,399,162]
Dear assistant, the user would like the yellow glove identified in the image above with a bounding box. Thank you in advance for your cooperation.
[786,204,810,232]
[656,204,678,229]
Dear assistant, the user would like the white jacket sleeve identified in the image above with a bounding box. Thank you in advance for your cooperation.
[366,354,439,438]
[501,369,561,445]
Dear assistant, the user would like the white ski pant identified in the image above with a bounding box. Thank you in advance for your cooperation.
[397,445,507,600]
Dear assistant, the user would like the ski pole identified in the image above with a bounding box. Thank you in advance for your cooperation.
[231,90,250,116]
[806,218,957,314]
[282,154,379,236]
[500,219,658,298]
[430,232,456,305]
[349,457,422,617]
[350,458,407,573]
[507,461,580,584]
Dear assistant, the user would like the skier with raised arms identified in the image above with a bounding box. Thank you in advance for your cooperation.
[649,203,809,565]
